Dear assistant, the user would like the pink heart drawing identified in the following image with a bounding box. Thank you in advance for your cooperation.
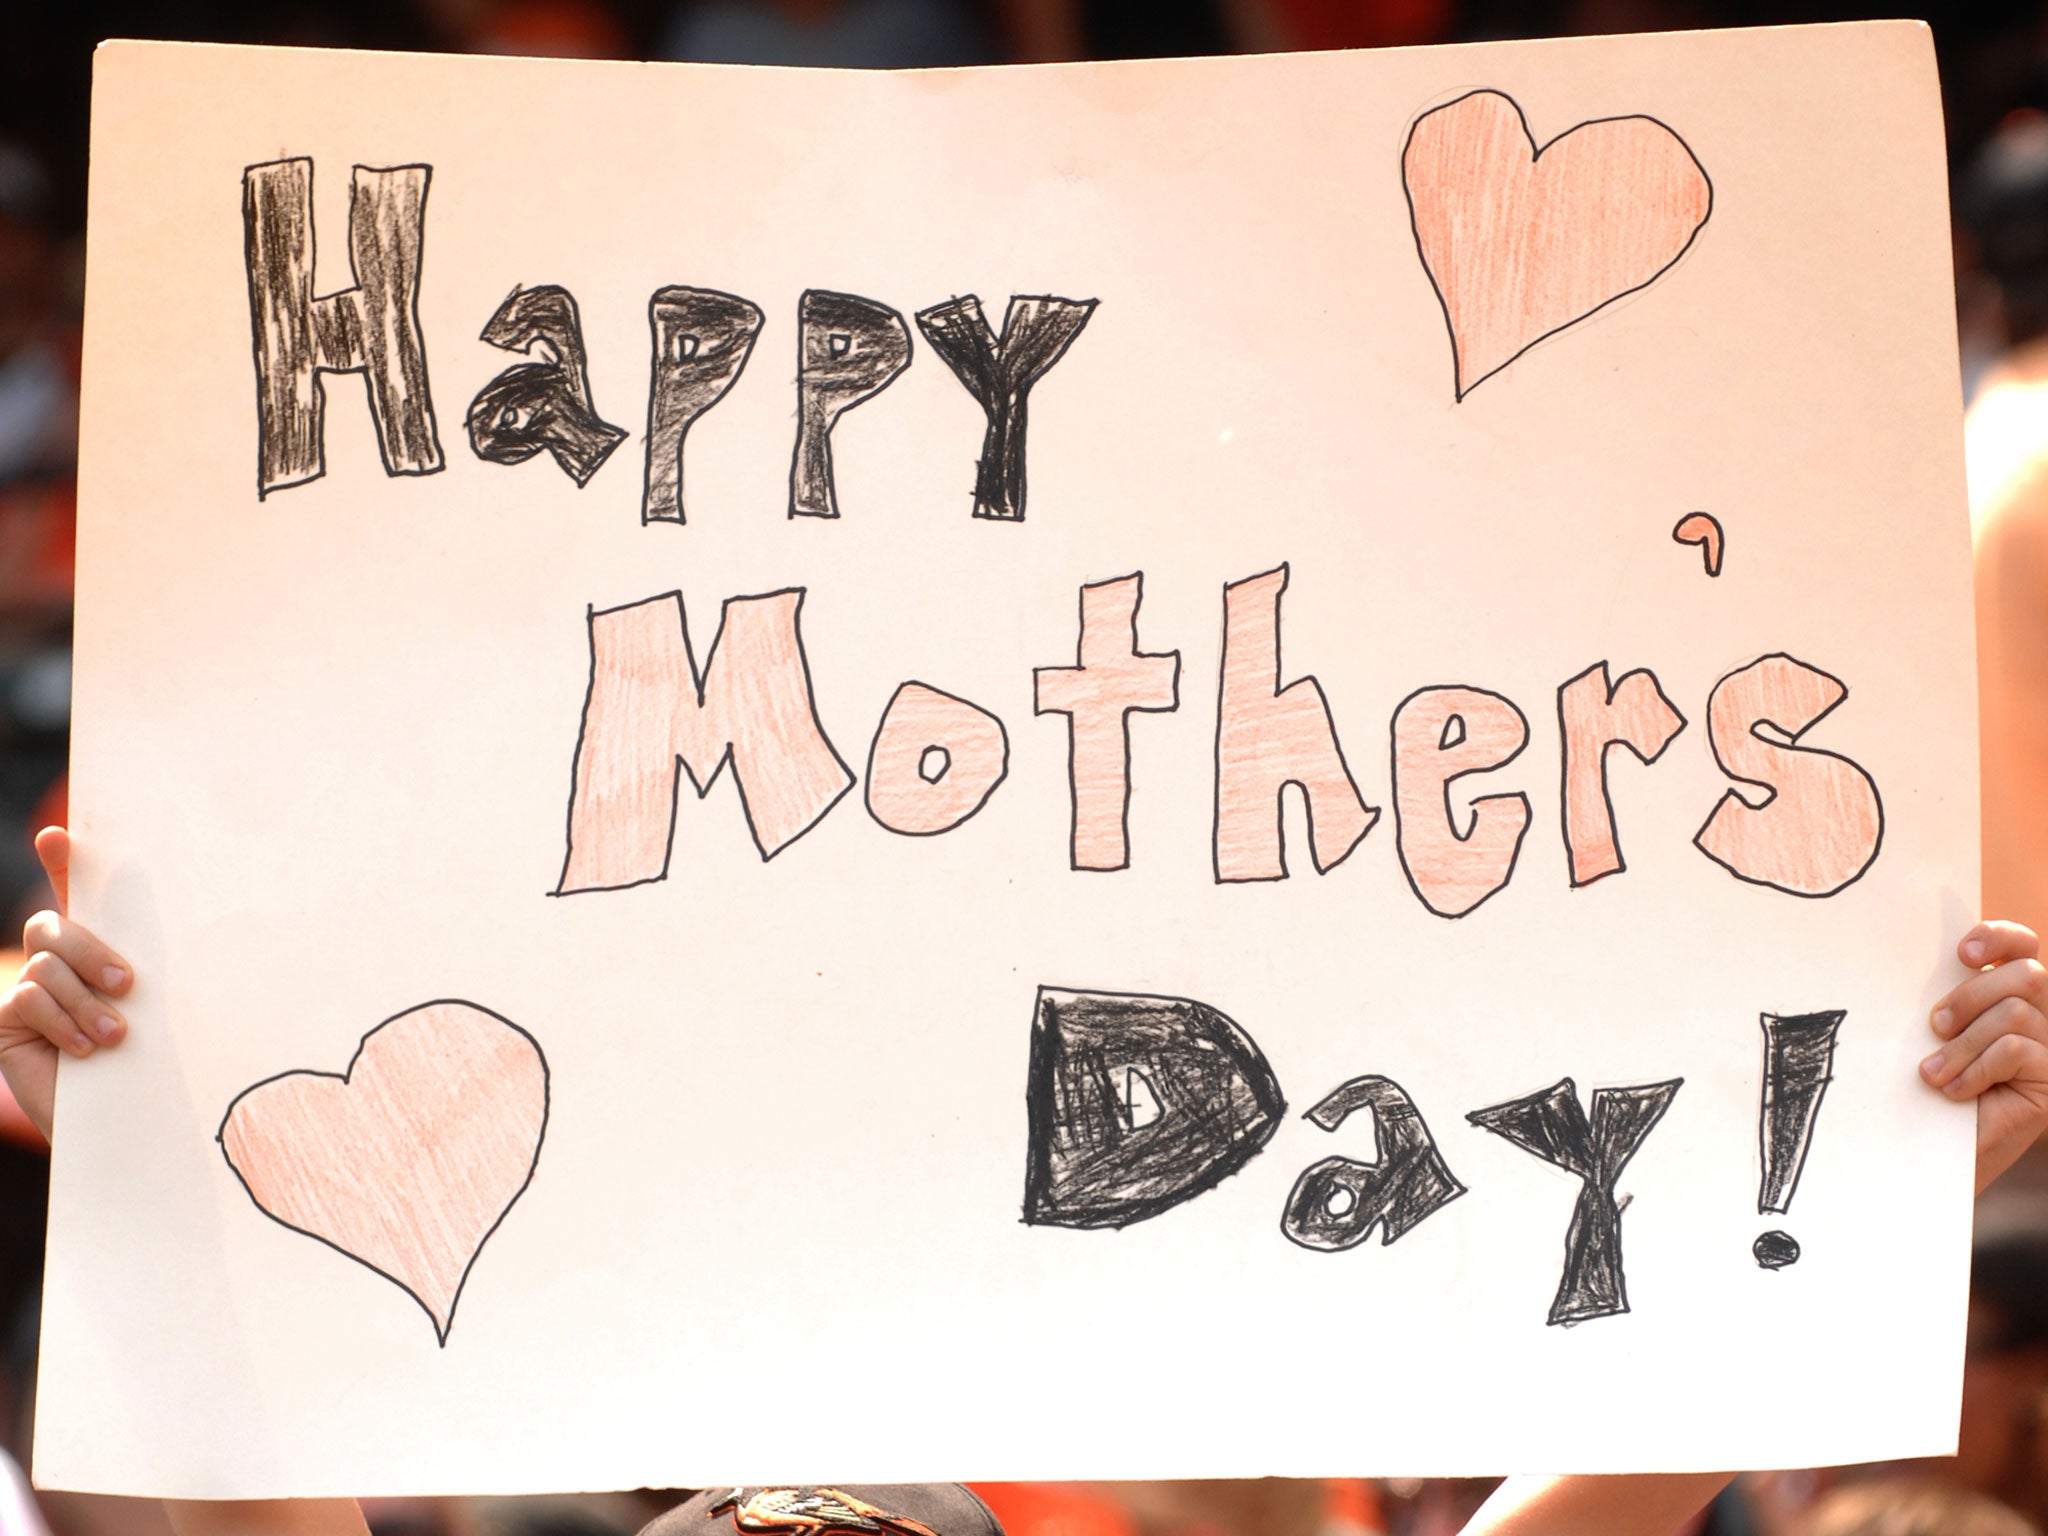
[1403,89,1712,399]
[219,1000,548,1345]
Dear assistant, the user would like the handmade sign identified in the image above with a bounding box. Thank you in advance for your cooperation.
[43,23,1976,1496]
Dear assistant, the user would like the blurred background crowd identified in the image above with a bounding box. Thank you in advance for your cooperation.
[3,2,2048,1536]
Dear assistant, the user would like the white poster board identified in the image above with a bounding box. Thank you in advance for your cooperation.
[43,23,1977,1496]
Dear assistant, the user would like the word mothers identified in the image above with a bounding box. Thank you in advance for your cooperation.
[242,158,1094,521]
[1022,985,1731,1326]
[555,569,1885,907]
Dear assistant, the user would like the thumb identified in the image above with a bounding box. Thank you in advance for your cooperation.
[33,826,69,916]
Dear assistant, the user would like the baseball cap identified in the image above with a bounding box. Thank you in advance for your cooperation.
[642,1487,1006,1536]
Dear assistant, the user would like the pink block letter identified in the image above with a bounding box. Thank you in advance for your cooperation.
[1558,662,1687,887]
[1695,654,1883,897]
[1034,574,1181,871]
[556,588,853,891]
[866,681,1010,836]
[1392,685,1530,917]
[1214,566,1377,883]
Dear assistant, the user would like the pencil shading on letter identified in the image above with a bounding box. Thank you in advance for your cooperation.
[865,681,1008,836]
[642,287,763,524]
[1213,565,1378,883]
[555,587,853,893]
[1024,987,1284,1229]
[1468,1075,1681,1325]
[916,293,1096,522]
[1754,1009,1844,1269]
[1282,1077,1466,1252]
[790,289,912,519]
[1693,654,1883,897]
[244,158,443,496]
[1557,662,1687,888]
[1034,573,1181,872]
[1391,683,1531,917]
[466,284,626,487]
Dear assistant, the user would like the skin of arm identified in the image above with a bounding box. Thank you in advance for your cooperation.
[167,1503,370,1536]
[1460,1474,1735,1536]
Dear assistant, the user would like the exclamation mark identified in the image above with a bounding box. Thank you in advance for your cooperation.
[1753,1009,1845,1270]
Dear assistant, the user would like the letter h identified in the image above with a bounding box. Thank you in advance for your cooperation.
[243,158,443,497]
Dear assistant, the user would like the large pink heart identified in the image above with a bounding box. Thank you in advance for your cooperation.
[1404,89,1712,399]
[219,1001,548,1345]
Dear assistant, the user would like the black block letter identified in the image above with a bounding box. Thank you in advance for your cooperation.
[642,287,763,524]
[243,158,442,497]
[790,290,911,518]
[1023,987,1284,1229]
[1467,1075,1682,1325]
[1282,1077,1465,1252]
[916,294,1096,522]
[466,285,626,487]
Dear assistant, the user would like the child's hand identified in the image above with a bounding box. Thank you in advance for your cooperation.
[1921,920,2048,1193]
[0,827,132,1140]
